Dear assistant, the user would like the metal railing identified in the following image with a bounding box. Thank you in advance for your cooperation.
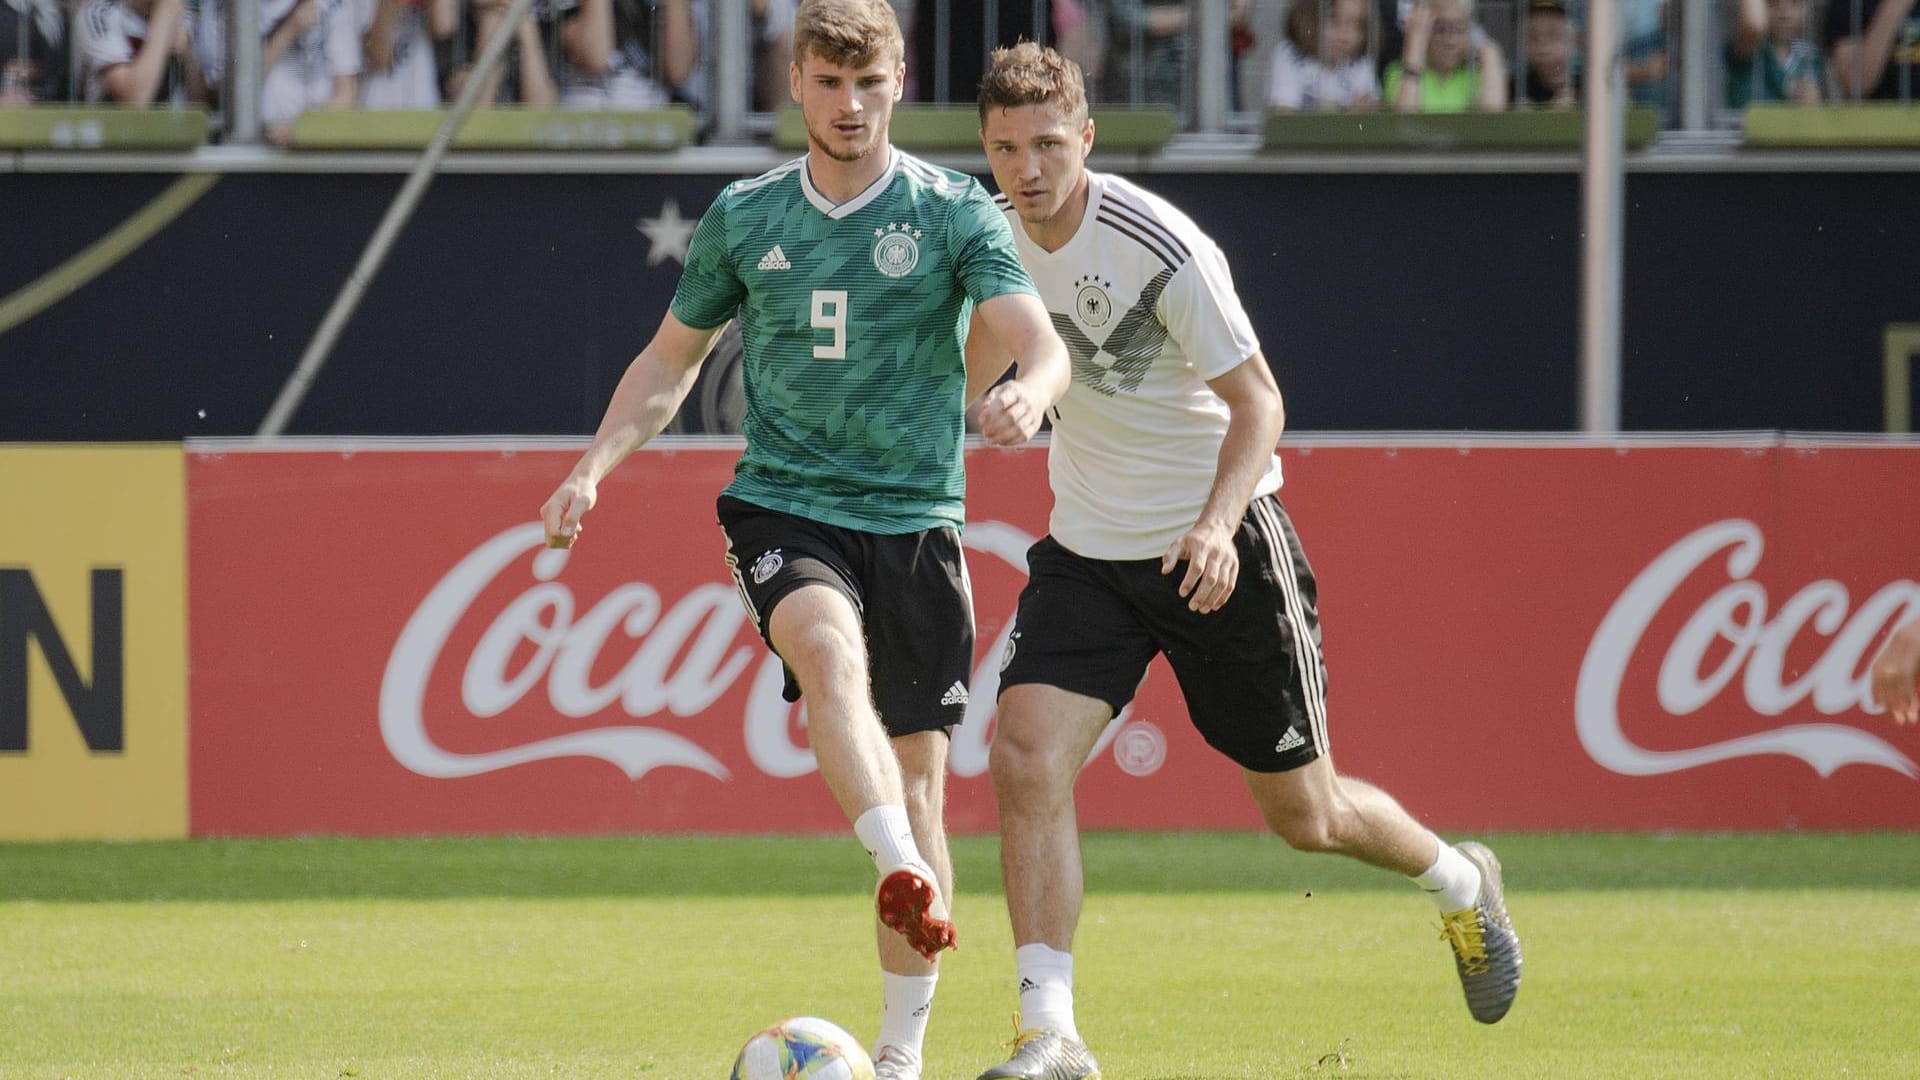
[1,0,1913,140]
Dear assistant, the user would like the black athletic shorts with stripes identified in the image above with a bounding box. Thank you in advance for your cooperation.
[716,495,974,738]
[997,493,1328,773]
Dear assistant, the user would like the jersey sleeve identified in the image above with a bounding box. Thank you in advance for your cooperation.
[949,181,1038,305]
[1158,239,1261,381]
[78,2,133,75]
[669,190,746,330]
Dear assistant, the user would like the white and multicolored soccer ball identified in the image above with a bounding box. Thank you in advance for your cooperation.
[729,1016,875,1080]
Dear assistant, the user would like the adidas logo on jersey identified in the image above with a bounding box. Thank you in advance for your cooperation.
[1274,727,1307,753]
[757,244,791,271]
[940,681,969,706]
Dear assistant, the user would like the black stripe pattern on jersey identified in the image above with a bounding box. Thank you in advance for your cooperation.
[1102,191,1193,260]
[1094,214,1180,273]
[1050,268,1173,397]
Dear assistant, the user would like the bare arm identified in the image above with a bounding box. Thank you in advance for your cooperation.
[1831,0,1917,97]
[1730,0,1767,60]
[1392,3,1431,112]
[515,11,558,104]
[428,0,458,41]
[466,0,511,103]
[364,0,402,73]
[657,0,696,89]
[969,291,1072,447]
[264,0,320,71]
[175,17,210,102]
[1162,351,1285,613]
[1870,618,1920,725]
[100,0,185,103]
[963,305,1013,407]
[562,0,613,76]
[1474,40,1508,110]
[541,311,728,547]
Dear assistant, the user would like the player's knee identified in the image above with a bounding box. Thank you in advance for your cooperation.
[987,728,1068,798]
[778,621,867,697]
[1268,808,1339,853]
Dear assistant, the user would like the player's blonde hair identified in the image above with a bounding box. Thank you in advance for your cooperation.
[792,0,905,68]
[977,41,1089,125]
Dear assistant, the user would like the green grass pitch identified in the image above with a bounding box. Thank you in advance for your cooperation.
[2,833,1917,1078]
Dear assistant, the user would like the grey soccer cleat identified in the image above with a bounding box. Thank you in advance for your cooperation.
[976,1015,1102,1080]
[1439,840,1523,1024]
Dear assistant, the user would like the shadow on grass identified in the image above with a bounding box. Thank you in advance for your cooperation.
[0,832,1915,902]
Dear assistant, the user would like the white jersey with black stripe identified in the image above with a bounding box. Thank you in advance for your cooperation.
[998,170,1281,560]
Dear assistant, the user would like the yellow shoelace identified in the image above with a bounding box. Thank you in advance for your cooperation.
[1440,909,1489,976]
[1004,1012,1046,1053]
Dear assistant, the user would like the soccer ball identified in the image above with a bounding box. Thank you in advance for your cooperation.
[729,1016,876,1080]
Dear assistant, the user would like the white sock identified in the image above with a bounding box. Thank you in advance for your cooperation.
[854,804,925,875]
[874,972,937,1064]
[1014,943,1078,1041]
[1411,835,1483,912]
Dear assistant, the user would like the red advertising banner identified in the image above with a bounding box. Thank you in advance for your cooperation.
[187,440,1920,835]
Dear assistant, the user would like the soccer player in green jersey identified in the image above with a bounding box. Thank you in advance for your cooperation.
[539,3,1069,1077]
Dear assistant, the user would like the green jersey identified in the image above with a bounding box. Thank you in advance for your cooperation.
[670,148,1037,534]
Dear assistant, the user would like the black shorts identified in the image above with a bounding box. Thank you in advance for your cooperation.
[998,494,1329,772]
[717,495,975,737]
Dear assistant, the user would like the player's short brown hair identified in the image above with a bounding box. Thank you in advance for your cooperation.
[977,41,1089,125]
[792,0,904,68]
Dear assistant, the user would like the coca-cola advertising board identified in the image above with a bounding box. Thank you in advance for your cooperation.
[187,439,1920,836]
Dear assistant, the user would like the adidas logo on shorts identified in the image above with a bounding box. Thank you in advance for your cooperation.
[757,244,791,271]
[1274,727,1307,753]
[940,681,969,706]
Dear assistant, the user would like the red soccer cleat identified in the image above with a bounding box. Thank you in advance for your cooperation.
[875,864,957,960]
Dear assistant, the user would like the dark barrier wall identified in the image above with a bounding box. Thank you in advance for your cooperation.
[3,169,1914,437]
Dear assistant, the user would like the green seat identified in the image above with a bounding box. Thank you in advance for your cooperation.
[773,103,1176,152]
[0,106,209,150]
[1743,103,1920,148]
[290,105,695,150]
[1259,108,1659,151]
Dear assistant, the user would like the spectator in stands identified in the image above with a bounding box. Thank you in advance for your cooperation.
[1621,0,1669,109]
[355,0,456,107]
[1516,0,1575,106]
[1053,0,1108,89]
[1,0,68,103]
[78,0,209,103]
[442,0,557,104]
[1826,0,1917,100]
[754,0,795,109]
[1268,0,1378,110]
[1105,0,1188,104]
[549,0,695,106]
[1384,0,1506,110]
[1727,0,1822,106]
[196,0,361,141]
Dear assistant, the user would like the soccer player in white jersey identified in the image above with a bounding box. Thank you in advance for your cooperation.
[966,43,1523,1078]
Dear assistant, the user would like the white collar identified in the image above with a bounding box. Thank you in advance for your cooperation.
[800,147,900,220]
